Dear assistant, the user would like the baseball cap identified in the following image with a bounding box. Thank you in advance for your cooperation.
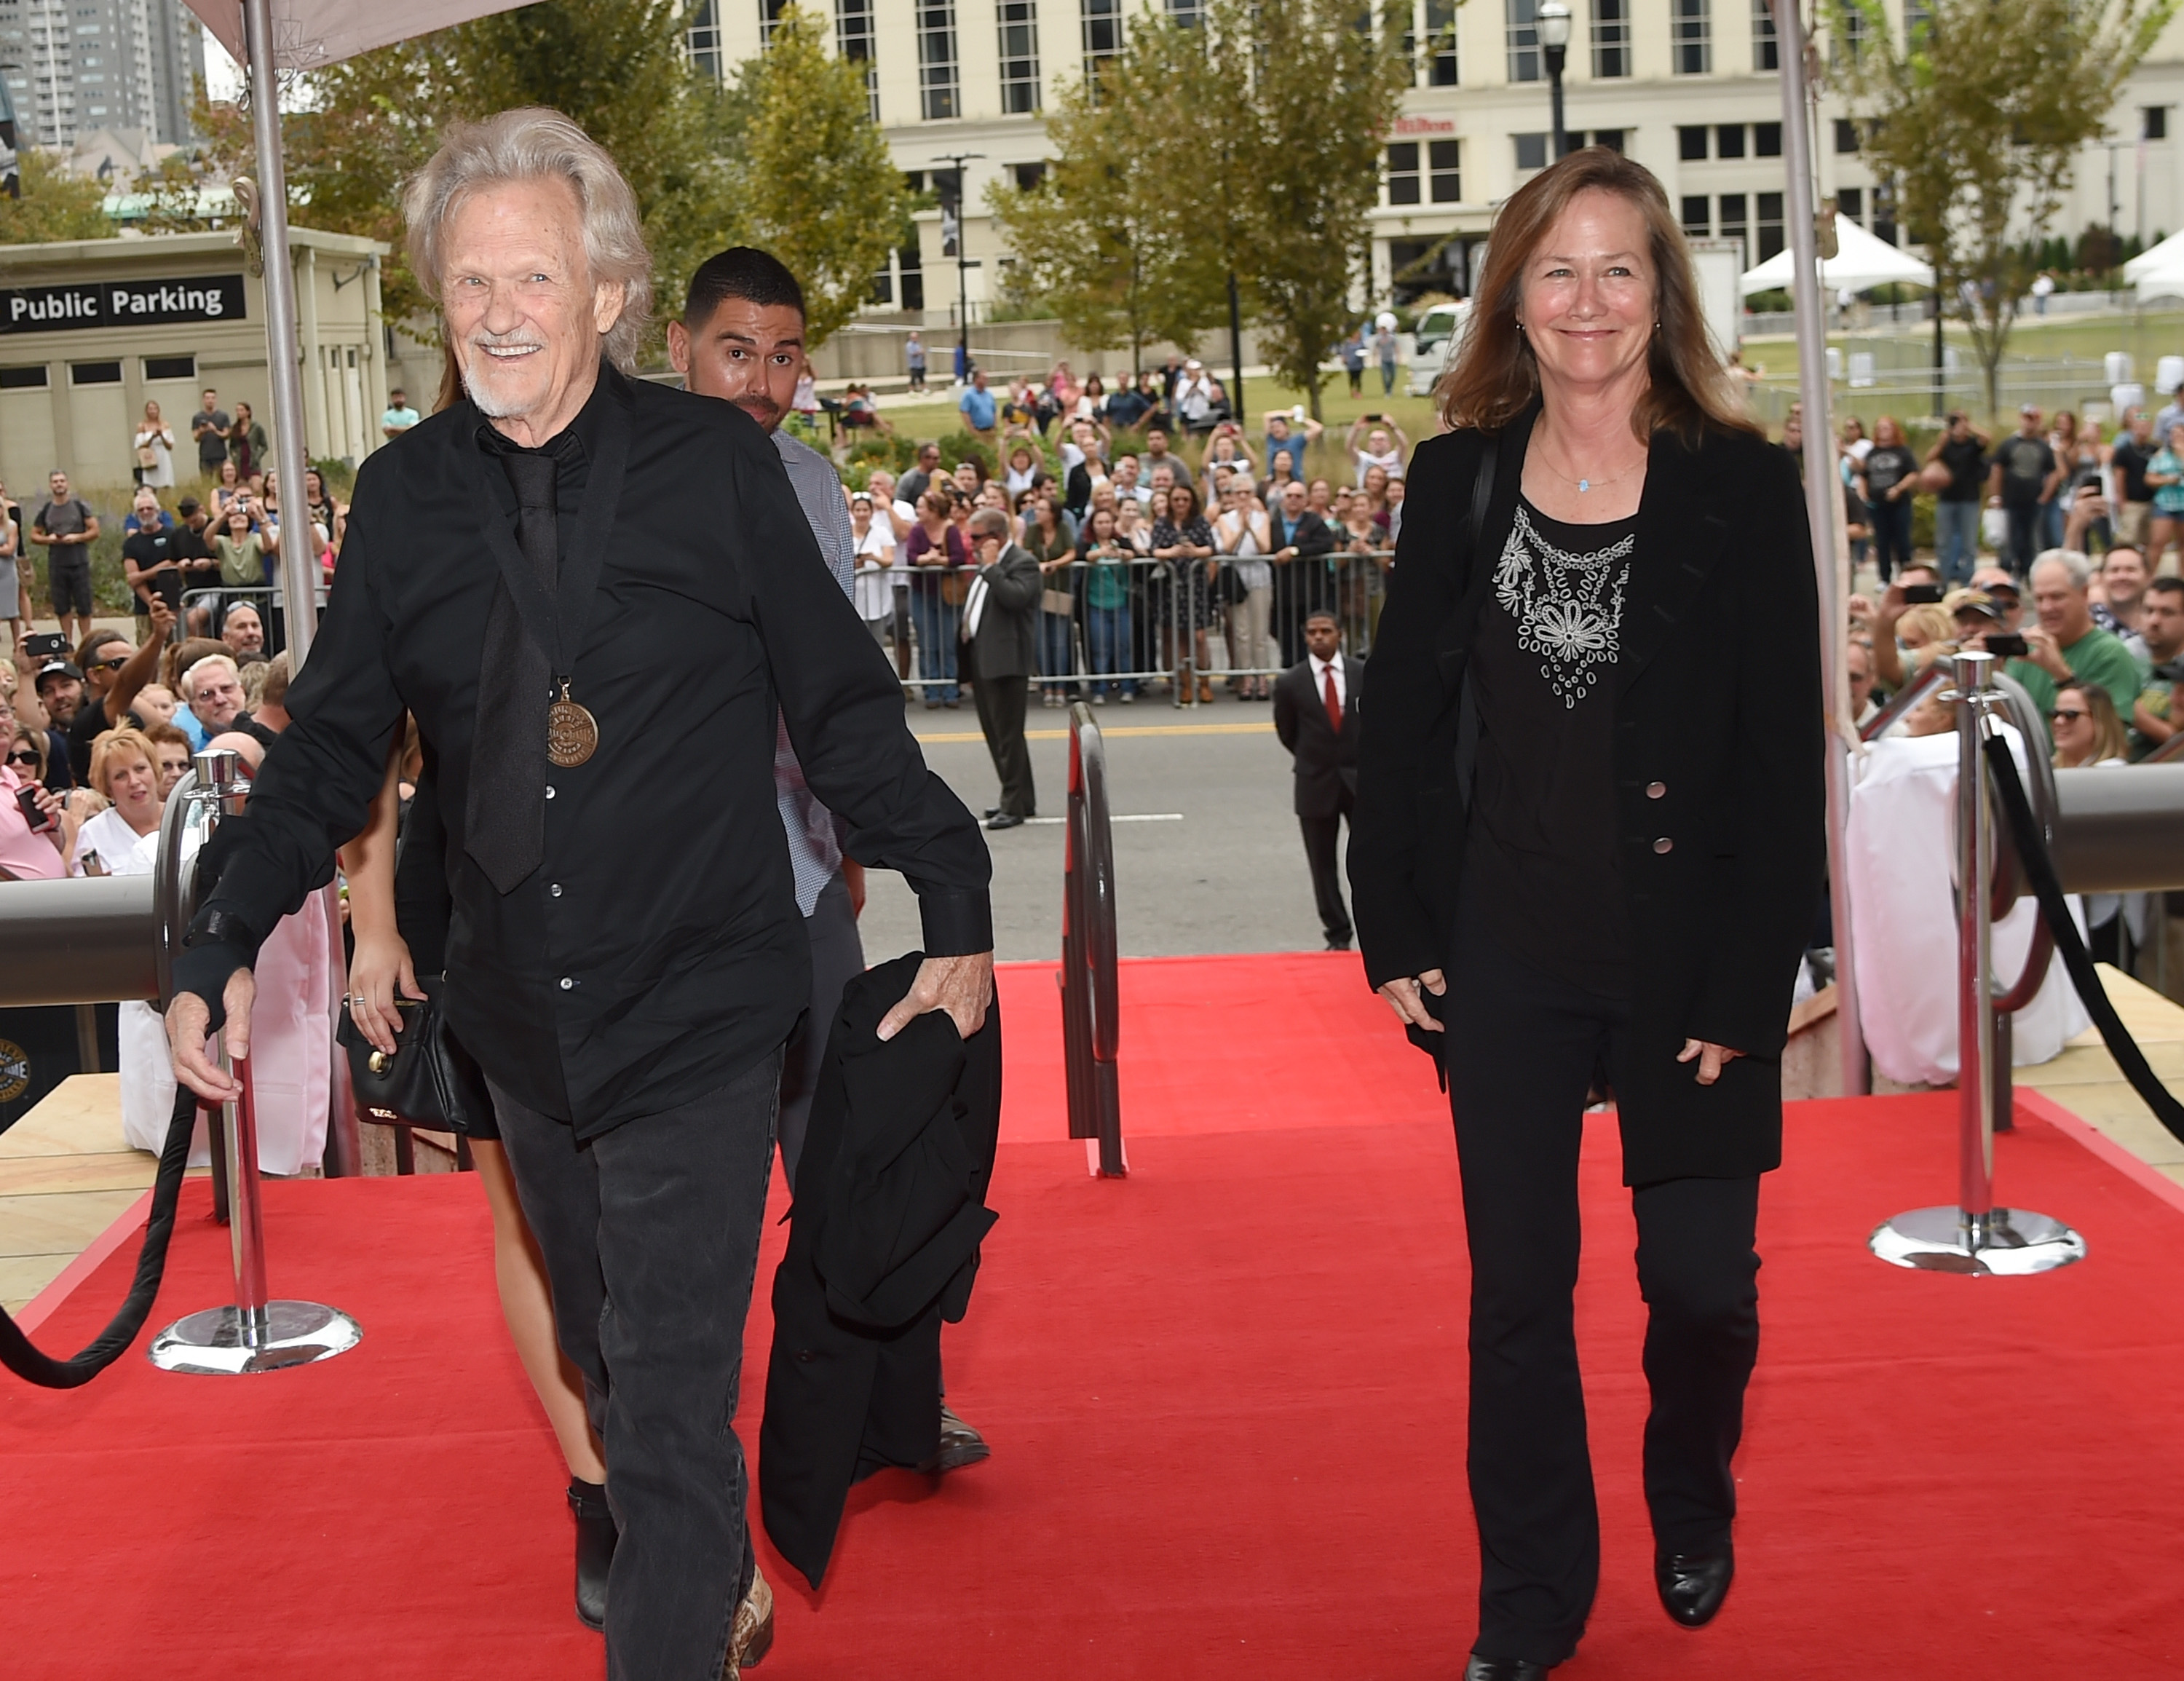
[1951,590,2003,622]
[36,660,82,688]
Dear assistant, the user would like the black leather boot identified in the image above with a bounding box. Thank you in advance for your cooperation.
[569,1478,617,1632]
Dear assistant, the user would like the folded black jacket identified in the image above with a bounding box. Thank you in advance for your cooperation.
[760,950,1002,1588]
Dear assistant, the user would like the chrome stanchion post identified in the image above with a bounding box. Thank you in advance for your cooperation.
[149,748,364,1375]
[1869,653,2086,1275]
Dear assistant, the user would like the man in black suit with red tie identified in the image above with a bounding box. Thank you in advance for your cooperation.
[1273,609,1364,950]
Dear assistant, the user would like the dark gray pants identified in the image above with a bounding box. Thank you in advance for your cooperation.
[492,1051,783,1681]
[776,871,867,1189]
[972,671,1035,818]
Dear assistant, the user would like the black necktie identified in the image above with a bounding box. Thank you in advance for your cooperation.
[465,450,558,893]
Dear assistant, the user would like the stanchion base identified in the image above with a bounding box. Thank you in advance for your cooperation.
[148,1300,363,1375]
[1869,1205,2086,1275]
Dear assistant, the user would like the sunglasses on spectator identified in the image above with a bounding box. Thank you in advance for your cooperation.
[89,654,128,672]
[2050,708,2088,724]
[7,748,39,766]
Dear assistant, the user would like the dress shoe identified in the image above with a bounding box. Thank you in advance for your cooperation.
[1463,1656,1555,1680]
[986,812,1026,831]
[1324,938,1353,952]
[983,807,1002,819]
[917,1404,992,1474]
[1655,1543,1734,1628]
[568,1479,617,1633]
[723,1564,774,1677]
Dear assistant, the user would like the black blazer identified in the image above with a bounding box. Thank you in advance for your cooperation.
[1273,651,1364,817]
[1350,407,1824,1184]
[1272,507,1337,561]
[962,542,1043,680]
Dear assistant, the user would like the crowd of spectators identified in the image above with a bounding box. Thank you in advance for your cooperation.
[859,393,1407,709]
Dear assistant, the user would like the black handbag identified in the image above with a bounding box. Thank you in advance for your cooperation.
[336,973,494,1135]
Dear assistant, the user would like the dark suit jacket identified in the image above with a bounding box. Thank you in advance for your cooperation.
[1273,651,1364,817]
[1349,406,1824,1184]
[963,542,1042,680]
[1271,507,1337,561]
[760,951,1002,1590]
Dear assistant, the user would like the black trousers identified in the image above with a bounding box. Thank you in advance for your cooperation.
[492,1051,783,1681]
[1444,910,1760,1667]
[973,671,1035,817]
[1298,783,1356,945]
[775,871,868,1190]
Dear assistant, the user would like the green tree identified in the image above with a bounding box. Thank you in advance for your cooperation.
[986,29,1225,371]
[716,4,912,347]
[995,1,1409,417]
[197,0,739,349]
[130,152,212,235]
[0,150,112,244]
[1844,0,2174,416]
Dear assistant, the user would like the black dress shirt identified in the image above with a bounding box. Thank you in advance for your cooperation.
[176,363,991,1137]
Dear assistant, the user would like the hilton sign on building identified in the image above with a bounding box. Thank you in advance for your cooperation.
[0,228,391,491]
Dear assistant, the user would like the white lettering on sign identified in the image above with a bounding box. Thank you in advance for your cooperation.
[109,283,227,318]
[0,274,245,334]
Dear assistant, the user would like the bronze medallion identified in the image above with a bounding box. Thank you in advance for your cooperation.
[547,681,598,768]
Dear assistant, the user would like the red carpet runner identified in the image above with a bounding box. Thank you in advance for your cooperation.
[8,952,2184,1677]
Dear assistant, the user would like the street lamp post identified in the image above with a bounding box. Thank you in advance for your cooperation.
[1538,0,1572,159]
[935,151,984,383]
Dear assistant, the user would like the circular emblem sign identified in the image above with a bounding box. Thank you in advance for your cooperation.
[0,1037,31,1105]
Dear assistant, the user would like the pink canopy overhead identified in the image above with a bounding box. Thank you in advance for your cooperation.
[183,0,534,69]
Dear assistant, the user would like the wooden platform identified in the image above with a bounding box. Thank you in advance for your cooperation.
[0,1076,165,1316]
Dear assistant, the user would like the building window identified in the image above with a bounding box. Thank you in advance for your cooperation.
[1671,0,1709,73]
[1514,132,1548,171]
[1716,123,1744,159]
[1387,141,1422,205]
[997,0,1041,114]
[1682,195,1711,237]
[759,0,791,46]
[918,0,960,119]
[2145,106,2169,141]
[1428,138,1461,202]
[1872,181,1897,245]
[143,355,194,381]
[1679,124,1709,162]
[70,360,121,385]
[1757,190,1784,261]
[1590,0,1629,76]
[0,365,47,389]
[1838,186,1864,224]
[1833,0,1863,61]
[687,0,723,77]
[1424,0,1458,84]
[1752,0,1777,69]
[1081,0,1121,74]
[1835,117,1860,153]
[1506,0,1540,84]
[836,0,879,119]
[1754,121,1781,157]
[1904,0,1931,41]
[1167,0,1203,25]
[1012,160,1048,190]
[1718,192,1749,261]
[1590,129,1625,152]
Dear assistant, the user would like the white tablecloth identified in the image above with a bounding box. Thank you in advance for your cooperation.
[1845,727,2089,1088]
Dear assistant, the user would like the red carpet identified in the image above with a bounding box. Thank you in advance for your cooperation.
[9,953,2184,1677]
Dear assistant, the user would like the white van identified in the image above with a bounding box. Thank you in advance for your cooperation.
[1407,300,1471,397]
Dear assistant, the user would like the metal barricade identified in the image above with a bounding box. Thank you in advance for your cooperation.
[1060,702,1124,1176]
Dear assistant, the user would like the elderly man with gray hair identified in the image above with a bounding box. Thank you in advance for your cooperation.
[2001,547,2143,721]
[163,108,993,1679]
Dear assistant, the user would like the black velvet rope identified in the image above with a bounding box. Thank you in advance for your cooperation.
[1985,737,2184,1145]
[0,1081,199,1387]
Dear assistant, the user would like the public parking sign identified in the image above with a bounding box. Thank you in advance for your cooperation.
[0,274,248,334]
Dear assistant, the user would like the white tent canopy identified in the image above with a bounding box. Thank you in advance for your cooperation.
[1739,213,1935,297]
[183,0,529,70]
[2136,264,2184,302]
[2124,228,2184,283]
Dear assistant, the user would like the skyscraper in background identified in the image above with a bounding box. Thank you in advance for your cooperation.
[0,0,206,151]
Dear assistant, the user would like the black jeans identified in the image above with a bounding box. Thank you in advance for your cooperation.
[2004,501,2043,577]
[1444,911,1760,1667]
[493,1051,783,1681]
[1870,494,1913,584]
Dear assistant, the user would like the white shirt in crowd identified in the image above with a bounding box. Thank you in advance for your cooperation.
[1310,649,1347,711]
[1355,446,1404,487]
[853,513,897,621]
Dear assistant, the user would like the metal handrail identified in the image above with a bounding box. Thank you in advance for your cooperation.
[1060,700,1123,1176]
[1859,660,1949,742]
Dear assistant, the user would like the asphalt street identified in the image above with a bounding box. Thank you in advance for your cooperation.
[855,692,1334,965]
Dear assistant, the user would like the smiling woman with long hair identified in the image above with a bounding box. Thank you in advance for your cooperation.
[1350,148,1824,1679]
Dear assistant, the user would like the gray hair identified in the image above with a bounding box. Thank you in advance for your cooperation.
[2030,548,2092,593]
[403,107,652,373]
